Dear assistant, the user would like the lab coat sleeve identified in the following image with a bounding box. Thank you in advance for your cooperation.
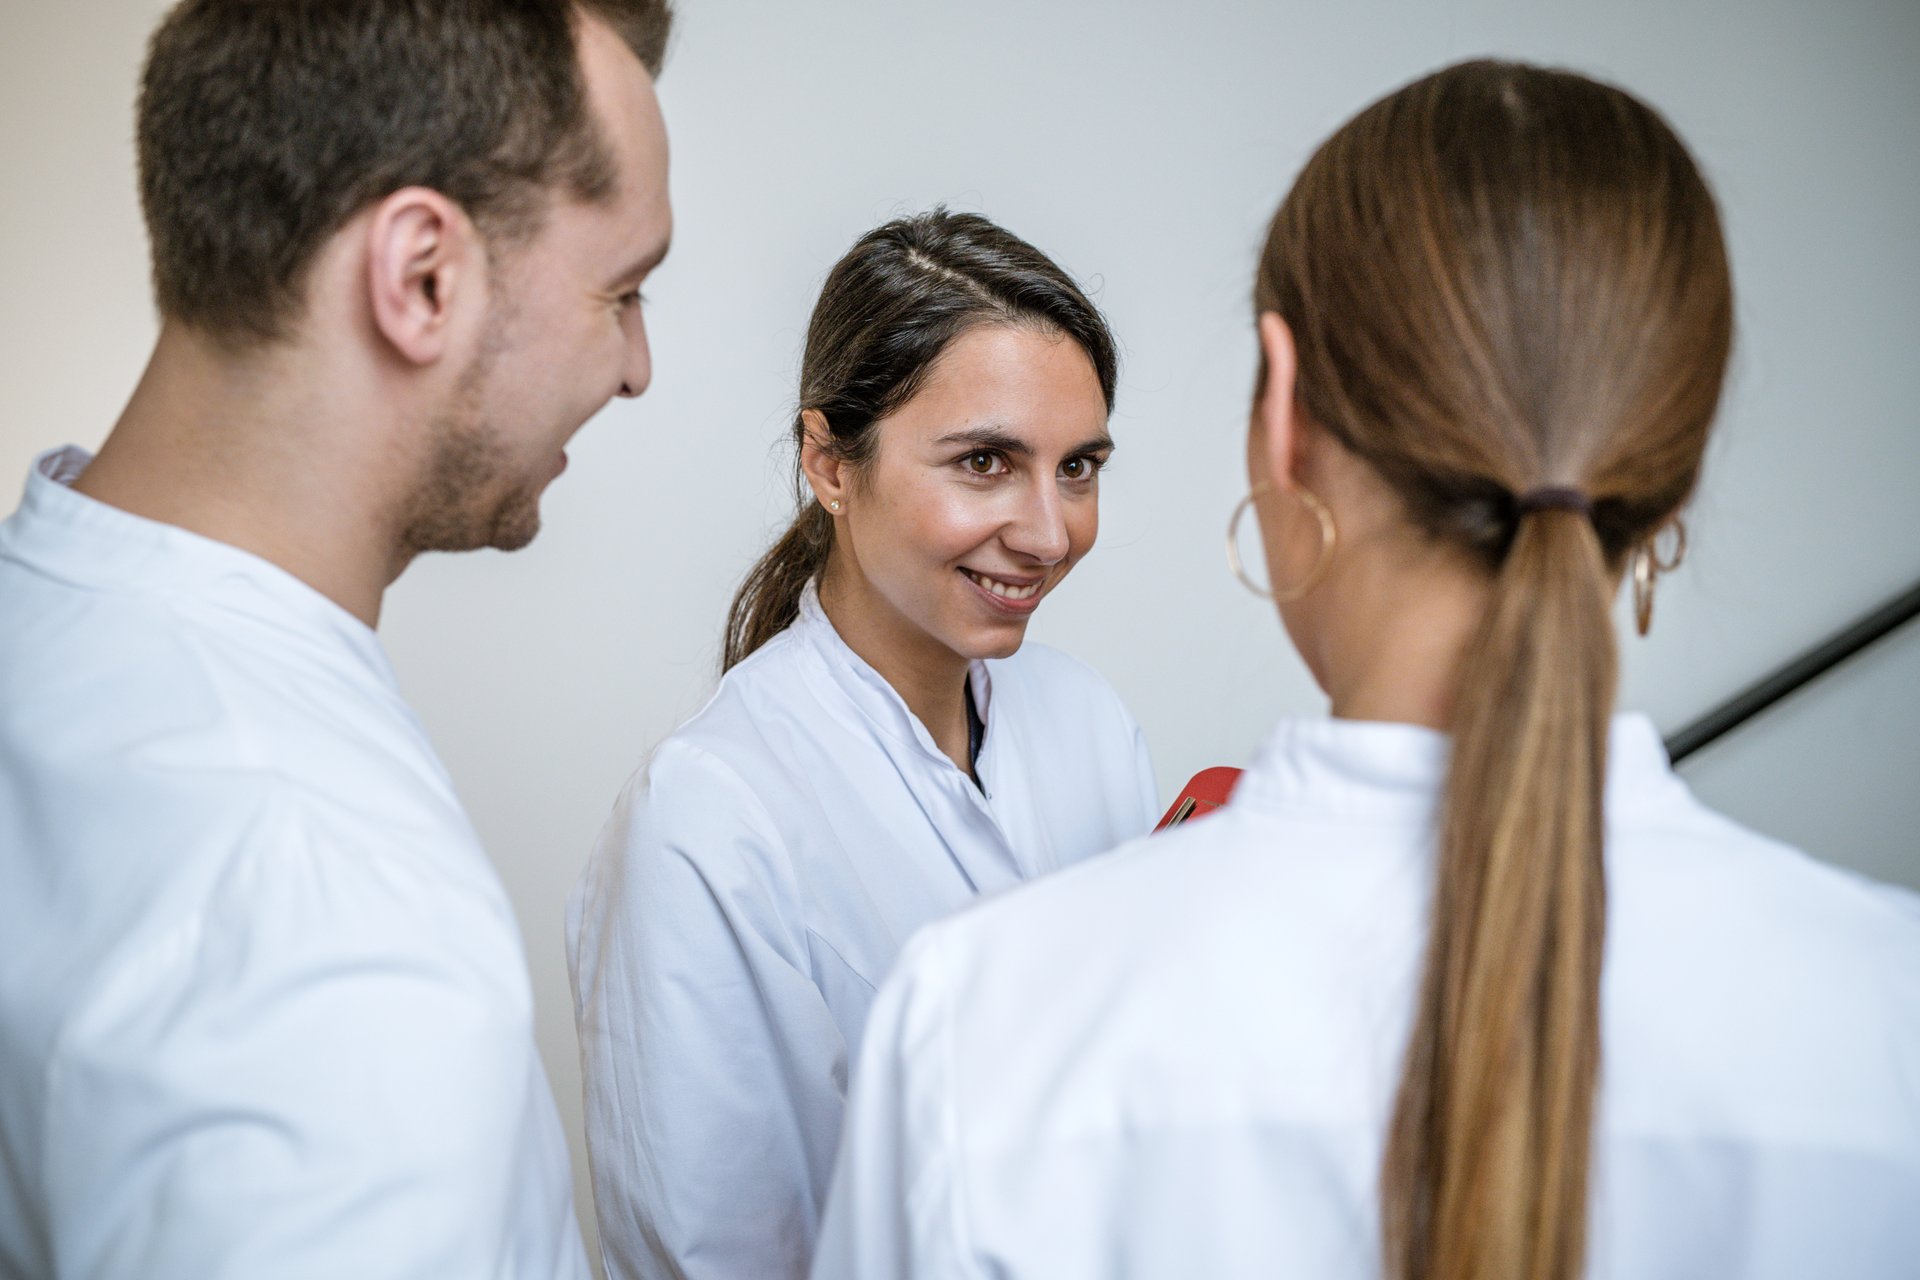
[1129,715,1159,837]
[41,799,582,1280]
[570,742,848,1280]
[811,924,979,1280]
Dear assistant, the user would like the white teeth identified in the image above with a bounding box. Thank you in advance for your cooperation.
[966,570,1039,601]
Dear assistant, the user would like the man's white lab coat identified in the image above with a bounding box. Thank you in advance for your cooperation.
[0,447,588,1279]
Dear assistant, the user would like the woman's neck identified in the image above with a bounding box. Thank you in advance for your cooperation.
[1301,540,1492,732]
[816,560,976,776]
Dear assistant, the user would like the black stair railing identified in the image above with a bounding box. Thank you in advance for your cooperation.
[1665,578,1920,764]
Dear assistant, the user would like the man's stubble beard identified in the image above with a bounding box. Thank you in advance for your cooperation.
[397,299,544,557]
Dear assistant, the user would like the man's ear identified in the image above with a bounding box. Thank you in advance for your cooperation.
[364,187,482,366]
[1253,310,1307,492]
[798,409,849,511]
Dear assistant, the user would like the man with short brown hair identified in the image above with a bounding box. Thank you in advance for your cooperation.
[0,1,672,1273]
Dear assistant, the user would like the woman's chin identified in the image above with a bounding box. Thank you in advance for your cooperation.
[953,616,1031,662]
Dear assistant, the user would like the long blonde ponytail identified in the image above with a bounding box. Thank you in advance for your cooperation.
[1383,507,1614,1279]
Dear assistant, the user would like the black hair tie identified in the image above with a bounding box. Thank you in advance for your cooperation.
[1513,486,1593,519]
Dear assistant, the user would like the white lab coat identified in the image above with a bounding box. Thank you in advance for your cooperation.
[816,713,1920,1279]
[567,583,1157,1280]
[0,448,588,1279]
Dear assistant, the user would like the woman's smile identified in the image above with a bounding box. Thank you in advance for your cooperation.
[959,566,1046,613]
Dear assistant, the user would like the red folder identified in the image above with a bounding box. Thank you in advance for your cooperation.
[1154,767,1243,831]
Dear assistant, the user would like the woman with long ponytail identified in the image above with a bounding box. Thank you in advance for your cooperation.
[815,62,1920,1279]
[569,209,1158,1280]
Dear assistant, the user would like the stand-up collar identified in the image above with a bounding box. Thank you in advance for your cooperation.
[793,579,994,771]
[1230,711,1688,826]
[0,445,394,689]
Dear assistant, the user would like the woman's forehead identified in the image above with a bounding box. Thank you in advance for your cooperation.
[882,326,1110,452]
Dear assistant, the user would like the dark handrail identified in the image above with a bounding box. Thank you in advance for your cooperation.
[1665,578,1920,764]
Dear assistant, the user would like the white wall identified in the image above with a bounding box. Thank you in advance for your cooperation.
[1679,623,1920,892]
[5,0,1917,1266]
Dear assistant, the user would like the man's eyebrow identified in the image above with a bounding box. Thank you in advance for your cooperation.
[606,237,671,289]
[931,425,1117,456]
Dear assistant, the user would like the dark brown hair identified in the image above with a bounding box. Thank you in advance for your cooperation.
[138,0,673,346]
[1256,61,1733,1280]
[722,209,1119,671]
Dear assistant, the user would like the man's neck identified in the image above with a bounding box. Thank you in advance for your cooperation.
[73,324,407,629]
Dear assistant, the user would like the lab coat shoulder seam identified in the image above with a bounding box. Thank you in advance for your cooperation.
[135,596,421,813]
[639,736,809,926]
[643,737,791,848]
[163,603,302,779]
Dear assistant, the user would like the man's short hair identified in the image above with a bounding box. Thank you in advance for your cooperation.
[138,0,673,347]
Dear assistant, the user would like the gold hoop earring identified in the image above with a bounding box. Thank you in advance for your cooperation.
[1630,518,1686,636]
[1226,482,1337,602]
[1631,545,1657,636]
[1651,517,1687,573]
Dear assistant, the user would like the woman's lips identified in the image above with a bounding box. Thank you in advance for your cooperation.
[960,567,1043,615]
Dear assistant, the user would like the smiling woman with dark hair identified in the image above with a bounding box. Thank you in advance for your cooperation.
[567,209,1157,1280]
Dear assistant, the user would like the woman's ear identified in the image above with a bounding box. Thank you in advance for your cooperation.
[1253,310,1306,492]
[798,410,847,511]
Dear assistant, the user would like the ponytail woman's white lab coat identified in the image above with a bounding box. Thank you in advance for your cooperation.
[814,713,1920,1279]
[567,584,1156,1279]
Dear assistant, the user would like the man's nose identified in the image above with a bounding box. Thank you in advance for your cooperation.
[616,322,652,400]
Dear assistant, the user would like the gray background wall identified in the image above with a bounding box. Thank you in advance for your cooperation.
[4,0,1916,1267]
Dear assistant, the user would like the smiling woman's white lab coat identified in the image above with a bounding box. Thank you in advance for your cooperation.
[566,583,1156,1280]
[814,713,1920,1280]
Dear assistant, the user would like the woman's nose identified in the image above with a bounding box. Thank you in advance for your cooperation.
[1003,482,1071,564]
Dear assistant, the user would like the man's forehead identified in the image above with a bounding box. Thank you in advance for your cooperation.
[577,14,668,215]
[578,12,666,159]
[565,11,669,273]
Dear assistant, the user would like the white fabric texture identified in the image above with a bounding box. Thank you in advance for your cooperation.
[567,583,1157,1280]
[815,712,1920,1279]
[0,447,588,1280]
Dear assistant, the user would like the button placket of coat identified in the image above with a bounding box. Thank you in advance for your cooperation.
[954,763,1008,831]
[917,767,1013,898]
[874,670,1019,877]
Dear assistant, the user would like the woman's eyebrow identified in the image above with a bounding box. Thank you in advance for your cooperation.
[933,425,1032,455]
[931,425,1117,456]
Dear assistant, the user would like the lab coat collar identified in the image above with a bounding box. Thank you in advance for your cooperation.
[3,445,396,690]
[1232,711,1688,826]
[794,579,995,772]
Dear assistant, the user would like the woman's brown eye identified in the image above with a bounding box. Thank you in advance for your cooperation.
[1063,459,1085,479]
